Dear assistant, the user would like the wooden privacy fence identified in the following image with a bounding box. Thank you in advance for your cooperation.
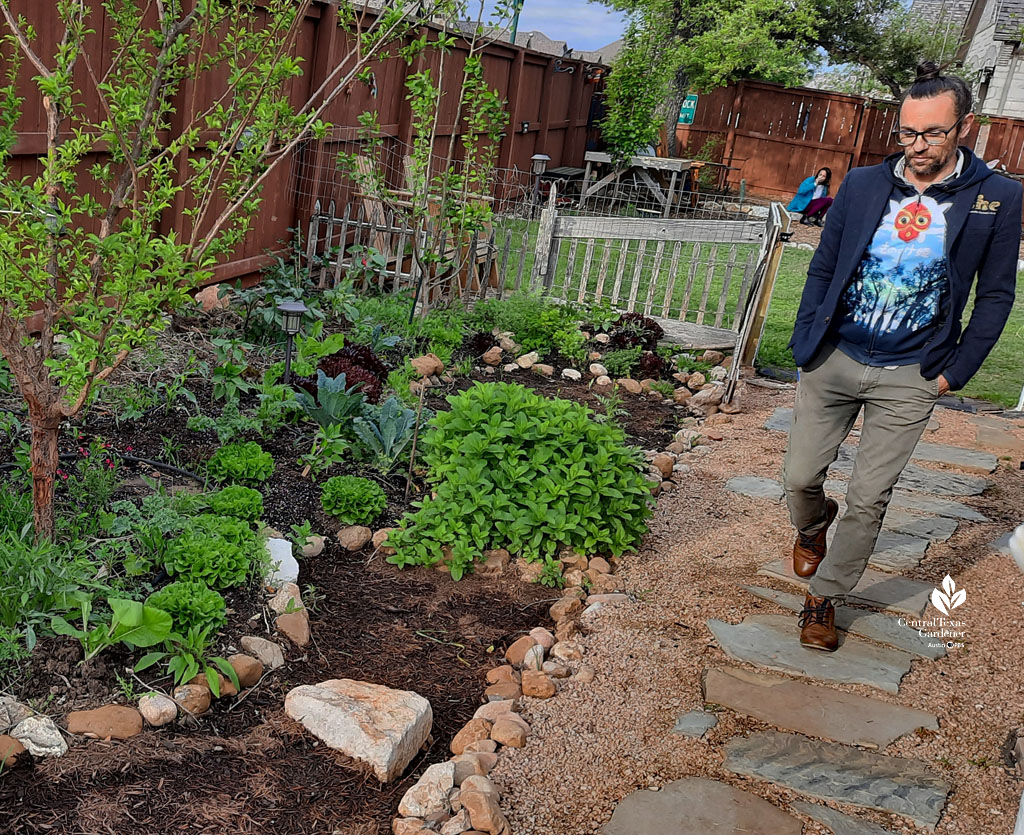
[676,79,1024,202]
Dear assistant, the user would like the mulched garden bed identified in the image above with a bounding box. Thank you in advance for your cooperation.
[0,355,685,833]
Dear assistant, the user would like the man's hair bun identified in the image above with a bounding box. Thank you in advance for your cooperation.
[915,61,942,82]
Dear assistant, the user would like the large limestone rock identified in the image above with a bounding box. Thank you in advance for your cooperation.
[398,760,455,817]
[284,679,432,782]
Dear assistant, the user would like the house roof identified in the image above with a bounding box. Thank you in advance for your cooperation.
[994,0,1024,39]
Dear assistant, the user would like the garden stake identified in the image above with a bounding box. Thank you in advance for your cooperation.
[405,379,428,502]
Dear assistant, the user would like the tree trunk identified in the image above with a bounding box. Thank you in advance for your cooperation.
[28,405,61,542]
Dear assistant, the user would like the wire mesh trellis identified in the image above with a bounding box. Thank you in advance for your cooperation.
[298,127,776,328]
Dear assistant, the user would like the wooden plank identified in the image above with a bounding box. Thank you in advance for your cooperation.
[680,242,701,322]
[480,229,497,300]
[636,168,668,207]
[643,240,665,316]
[318,200,335,288]
[515,224,530,292]
[594,240,612,303]
[498,228,513,298]
[584,151,693,172]
[661,240,683,318]
[332,202,352,288]
[531,190,558,290]
[305,199,321,277]
[715,244,739,328]
[553,215,763,243]
[697,244,719,325]
[610,239,630,307]
[658,318,740,350]
[734,248,758,326]
[563,239,579,302]
[393,221,409,293]
[740,204,791,366]
[577,238,596,304]
[626,239,648,313]
[546,237,563,293]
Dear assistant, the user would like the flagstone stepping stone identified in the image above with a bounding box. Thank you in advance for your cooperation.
[743,586,946,659]
[974,423,1024,455]
[706,615,913,693]
[830,450,989,497]
[722,731,950,829]
[758,559,932,617]
[726,478,966,539]
[724,475,784,501]
[824,480,986,521]
[671,709,718,738]
[912,442,996,474]
[790,801,895,834]
[764,407,794,433]
[829,530,930,572]
[702,666,938,748]
[602,776,802,835]
[765,408,997,472]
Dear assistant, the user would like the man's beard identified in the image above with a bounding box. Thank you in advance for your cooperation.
[905,146,954,176]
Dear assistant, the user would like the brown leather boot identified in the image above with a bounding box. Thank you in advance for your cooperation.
[792,498,839,578]
[798,593,839,652]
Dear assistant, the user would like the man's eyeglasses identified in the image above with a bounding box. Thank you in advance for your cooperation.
[891,117,964,147]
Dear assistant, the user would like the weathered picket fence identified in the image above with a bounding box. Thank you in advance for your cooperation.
[305,189,789,391]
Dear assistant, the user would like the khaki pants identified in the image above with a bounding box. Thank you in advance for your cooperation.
[783,342,940,601]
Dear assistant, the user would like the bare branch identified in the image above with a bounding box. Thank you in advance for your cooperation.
[0,1,52,79]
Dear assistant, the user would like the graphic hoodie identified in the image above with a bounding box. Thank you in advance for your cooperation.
[832,150,993,366]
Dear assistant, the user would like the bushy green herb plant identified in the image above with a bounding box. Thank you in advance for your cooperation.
[601,347,642,378]
[162,514,263,589]
[146,581,228,636]
[207,442,275,484]
[207,485,264,522]
[320,475,387,526]
[387,382,654,579]
[650,380,676,399]
[135,623,240,698]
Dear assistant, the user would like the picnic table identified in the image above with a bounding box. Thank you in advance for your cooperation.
[577,151,706,217]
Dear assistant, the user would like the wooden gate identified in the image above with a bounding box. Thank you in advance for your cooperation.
[531,184,787,349]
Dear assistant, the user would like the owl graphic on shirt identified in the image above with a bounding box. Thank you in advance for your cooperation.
[841,194,952,336]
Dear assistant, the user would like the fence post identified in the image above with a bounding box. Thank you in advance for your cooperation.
[531,184,558,291]
[738,202,790,369]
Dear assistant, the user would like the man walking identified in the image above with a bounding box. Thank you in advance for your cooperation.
[784,62,1022,651]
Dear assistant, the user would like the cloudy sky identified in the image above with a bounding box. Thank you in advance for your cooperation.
[484,0,628,51]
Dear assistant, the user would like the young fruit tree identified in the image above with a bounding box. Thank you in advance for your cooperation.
[0,0,444,539]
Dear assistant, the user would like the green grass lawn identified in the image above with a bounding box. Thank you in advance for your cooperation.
[758,248,1024,408]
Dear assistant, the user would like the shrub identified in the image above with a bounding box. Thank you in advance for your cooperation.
[320,475,387,526]
[162,514,263,589]
[147,581,228,636]
[207,485,264,522]
[601,347,642,377]
[387,382,654,579]
[207,442,274,484]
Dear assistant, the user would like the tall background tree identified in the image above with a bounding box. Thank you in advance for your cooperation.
[0,0,453,539]
[595,0,970,158]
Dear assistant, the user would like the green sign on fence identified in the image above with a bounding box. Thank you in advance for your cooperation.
[678,94,698,125]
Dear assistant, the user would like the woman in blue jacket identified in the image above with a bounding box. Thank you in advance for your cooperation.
[787,167,833,225]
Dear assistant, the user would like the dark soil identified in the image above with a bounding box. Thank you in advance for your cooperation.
[0,362,686,833]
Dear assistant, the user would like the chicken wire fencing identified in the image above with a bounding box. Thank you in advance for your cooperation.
[296,130,780,332]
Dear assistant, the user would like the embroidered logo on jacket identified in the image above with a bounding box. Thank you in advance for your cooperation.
[970,194,1001,214]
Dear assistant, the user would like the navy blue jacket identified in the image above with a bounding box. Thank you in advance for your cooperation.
[789,148,1022,390]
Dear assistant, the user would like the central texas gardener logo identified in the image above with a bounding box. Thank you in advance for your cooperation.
[930,574,966,616]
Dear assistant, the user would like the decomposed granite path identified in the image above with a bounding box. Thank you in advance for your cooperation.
[602,419,1009,834]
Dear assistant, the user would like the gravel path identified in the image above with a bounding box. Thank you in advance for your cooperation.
[489,384,1024,834]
